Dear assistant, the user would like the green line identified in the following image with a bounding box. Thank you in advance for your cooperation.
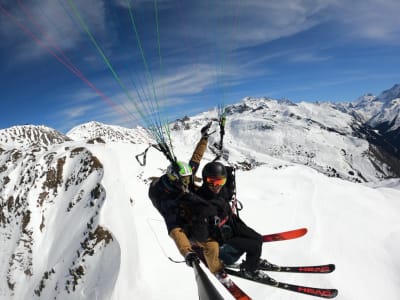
[125,0,174,152]
[66,0,151,127]
[154,0,164,119]
[125,0,159,114]
[125,0,169,145]
[66,0,179,163]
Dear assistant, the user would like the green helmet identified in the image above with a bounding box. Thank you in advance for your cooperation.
[167,161,192,182]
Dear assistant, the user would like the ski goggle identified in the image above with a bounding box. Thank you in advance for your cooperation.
[205,176,227,187]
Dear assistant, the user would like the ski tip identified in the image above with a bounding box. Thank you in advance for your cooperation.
[327,289,338,298]
[262,228,308,242]
[300,288,338,299]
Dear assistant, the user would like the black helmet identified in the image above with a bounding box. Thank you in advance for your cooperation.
[202,161,227,179]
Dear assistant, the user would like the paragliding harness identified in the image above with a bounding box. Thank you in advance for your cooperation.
[136,141,190,190]
[213,113,226,159]
[212,112,243,218]
[137,112,242,215]
[135,142,173,167]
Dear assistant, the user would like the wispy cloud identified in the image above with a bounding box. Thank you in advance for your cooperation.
[63,103,96,119]
[0,0,107,63]
[157,64,218,96]
[72,62,230,127]
[333,0,400,42]
[159,1,334,48]
[289,52,332,63]
[50,87,127,132]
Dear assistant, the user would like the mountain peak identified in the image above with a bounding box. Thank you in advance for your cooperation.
[0,125,70,149]
[377,83,400,103]
[66,121,152,144]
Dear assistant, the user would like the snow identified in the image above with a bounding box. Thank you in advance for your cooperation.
[1,100,400,299]
[0,127,400,300]
[369,98,400,130]
[94,142,400,300]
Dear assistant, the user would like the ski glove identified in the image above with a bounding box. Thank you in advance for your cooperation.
[185,251,200,267]
[201,121,215,138]
[220,224,234,241]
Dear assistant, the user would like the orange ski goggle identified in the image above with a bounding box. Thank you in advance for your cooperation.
[205,176,227,186]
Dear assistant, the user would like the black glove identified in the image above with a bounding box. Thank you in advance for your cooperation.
[185,251,200,267]
[201,122,214,138]
[220,224,233,241]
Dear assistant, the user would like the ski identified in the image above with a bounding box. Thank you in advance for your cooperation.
[261,263,335,273]
[216,274,252,300]
[225,269,338,299]
[227,263,335,274]
[262,227,307,242]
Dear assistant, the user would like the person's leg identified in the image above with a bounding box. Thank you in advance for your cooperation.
[219,243,243,265]
[196,239,224,273]
[169,227,192,257]
[225,236,262,272]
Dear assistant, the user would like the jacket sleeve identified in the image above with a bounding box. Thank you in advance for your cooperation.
[189,137,208,176]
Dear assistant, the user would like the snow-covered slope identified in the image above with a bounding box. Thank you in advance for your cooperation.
[0,139,119,299]
[347,93,382,122]
[341,84,400,152]
[169,98,399,182]
[367,84,400,131]
[0,125,71,150]
[1,128,400,299]
[369,98,400,130]
[67,121,152,144]
[341,84,400,124]
[1,84,400,299]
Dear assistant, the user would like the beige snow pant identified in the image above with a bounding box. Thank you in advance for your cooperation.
[169,227,223,274]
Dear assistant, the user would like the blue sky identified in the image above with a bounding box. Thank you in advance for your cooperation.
[1,0,400,133]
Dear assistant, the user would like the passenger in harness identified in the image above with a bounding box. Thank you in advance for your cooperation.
[194,161,275,281]
[148,123,225,275]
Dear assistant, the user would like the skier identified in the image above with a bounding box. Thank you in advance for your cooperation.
[195,161,274,280]
[148,123,226,278]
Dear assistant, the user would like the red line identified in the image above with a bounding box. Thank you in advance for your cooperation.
[1,2,134,124]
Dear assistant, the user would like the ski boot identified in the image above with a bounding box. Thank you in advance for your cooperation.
[240,264,271,281]
[258,258,278,270]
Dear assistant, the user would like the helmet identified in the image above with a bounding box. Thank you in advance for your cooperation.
[167,161,193,182]
[202,161,227,179]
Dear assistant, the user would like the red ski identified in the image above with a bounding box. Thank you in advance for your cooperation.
[225,268,338,299]
[193,245,252,299]
[227,263,335,274]
[220,277,252,300]
[263,228,307,242]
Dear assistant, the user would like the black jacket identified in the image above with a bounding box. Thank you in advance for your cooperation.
[195,184,261,243]
[148,174,218,240]
[148,175,186,233]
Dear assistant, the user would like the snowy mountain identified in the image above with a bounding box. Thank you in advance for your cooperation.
[0,125,71,150]
[1,84,400,300]
[377,83,400,104]
[1,121,400,300]
[344,93,382,122]
[67,121,152,144]
[340,84,400,155]
[339,84,400,123]
[0,136,119,299]
[169,96,399,183]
